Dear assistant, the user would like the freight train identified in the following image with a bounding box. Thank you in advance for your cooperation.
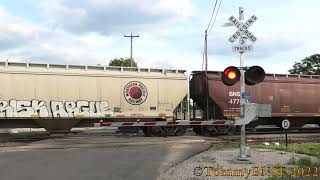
[190,71,320,136]
[0,61,187,134]
[0,61,319,136]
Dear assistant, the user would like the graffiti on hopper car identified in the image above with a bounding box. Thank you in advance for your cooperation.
[0,100,113,118]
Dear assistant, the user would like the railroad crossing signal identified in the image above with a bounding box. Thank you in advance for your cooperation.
[228,14,257,53]
[226,7,260,163]
[228,15,257,43]
[221,66,265,86]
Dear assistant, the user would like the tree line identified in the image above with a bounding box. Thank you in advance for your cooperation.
[106,54,320,75]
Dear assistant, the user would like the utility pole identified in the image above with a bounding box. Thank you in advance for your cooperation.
[204,30,208,72]
[124,33,139,67]
[204,30,209,120]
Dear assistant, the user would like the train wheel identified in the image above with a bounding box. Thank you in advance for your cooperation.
[200,126,214,137]
[225,126,236,135]
[143,126,187,137]
[162,126,187,136]
[142,127,152,137]
[164,126,177,136]
[192,126,202,135]
[175,126,187,136]
[148,126,166,137]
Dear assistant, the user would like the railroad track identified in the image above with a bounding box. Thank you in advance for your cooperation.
[0,127,320,144]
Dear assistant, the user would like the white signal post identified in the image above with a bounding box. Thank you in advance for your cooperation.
[228,7,258,162]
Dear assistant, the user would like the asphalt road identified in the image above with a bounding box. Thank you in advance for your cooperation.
[0,134,210,180]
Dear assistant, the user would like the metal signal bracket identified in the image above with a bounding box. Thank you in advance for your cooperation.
[235,103,272,125]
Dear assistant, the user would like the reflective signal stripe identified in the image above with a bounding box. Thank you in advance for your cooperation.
[100,122,112,126]
[94,120,232,127]
[212,120,226,124]
[190,121,202,125]
[167,122,179,125]
[144,122,157,126]
[123,122,135,126]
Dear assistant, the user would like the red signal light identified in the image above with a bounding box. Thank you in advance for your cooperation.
[225,69,237,80]
[221,66,241,86]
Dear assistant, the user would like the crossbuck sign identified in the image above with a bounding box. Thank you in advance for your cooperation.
[228,15,257,43]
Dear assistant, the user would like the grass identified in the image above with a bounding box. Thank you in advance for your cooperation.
[250,143,320,180]
[202,142,320,179]
[209,142,239,150]
[196,143,239,163]
[250,143,320,159]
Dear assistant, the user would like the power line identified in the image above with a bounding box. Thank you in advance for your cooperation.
[202,0,223,71]
[206,0,218,31]
[209,0,223,32]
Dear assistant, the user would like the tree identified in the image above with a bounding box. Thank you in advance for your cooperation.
[289,54,320,75]
[108,58,138,67]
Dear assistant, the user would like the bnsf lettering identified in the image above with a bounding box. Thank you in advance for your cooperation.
[0,100,113,118]
[229,91,240,97]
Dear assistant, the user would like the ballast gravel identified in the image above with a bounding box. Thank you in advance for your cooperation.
[157,148,318,180]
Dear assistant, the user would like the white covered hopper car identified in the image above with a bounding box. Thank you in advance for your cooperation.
[0,62,188,134]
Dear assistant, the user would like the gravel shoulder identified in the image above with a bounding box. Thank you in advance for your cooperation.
[158,146,319,180]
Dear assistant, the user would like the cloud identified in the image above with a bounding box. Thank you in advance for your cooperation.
[0,1,200,71]
[0,7,44,51]
[34,0,194,34]
[0,5,122,65]
[1,0,319,76]
[141,59,177,69]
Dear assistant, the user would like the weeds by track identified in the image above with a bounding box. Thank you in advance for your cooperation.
[246,127,320,134]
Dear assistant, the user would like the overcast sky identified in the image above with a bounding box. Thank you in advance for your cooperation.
[0,0,319,73]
